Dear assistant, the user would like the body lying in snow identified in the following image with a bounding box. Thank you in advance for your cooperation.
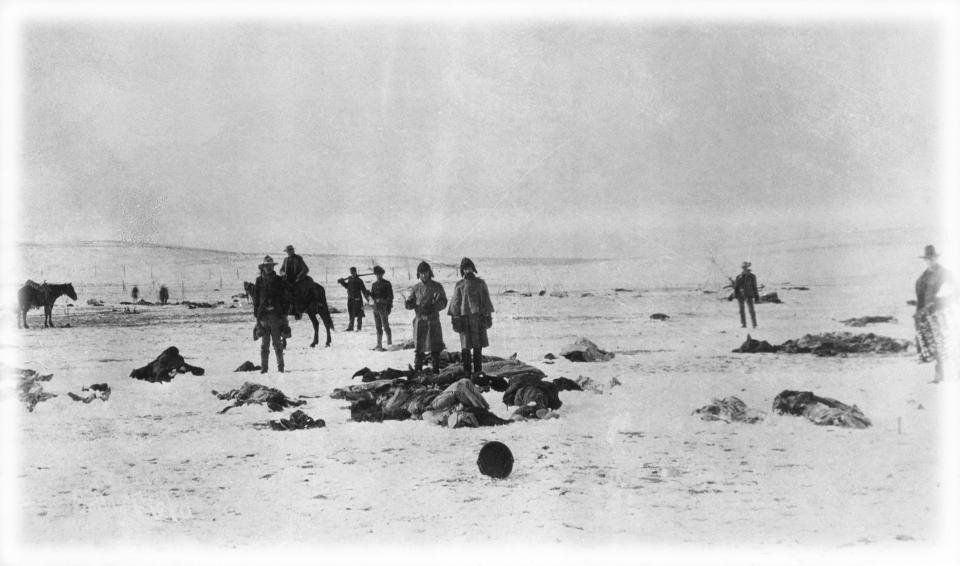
[694,396,764,423]
[212,382,306,413]
[130,347,205,383]
[67,383,111,403]
[16,368,56,411]
[333,377,510,427]
[772,390,872,428]
[502,373,562,420]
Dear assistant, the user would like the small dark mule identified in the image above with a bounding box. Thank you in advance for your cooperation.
[18,281,77,329]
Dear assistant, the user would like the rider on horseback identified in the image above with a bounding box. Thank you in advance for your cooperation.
[280,245,312,317]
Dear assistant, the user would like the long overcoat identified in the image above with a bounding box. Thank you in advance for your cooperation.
[734,271,760,301]
[448,274,494,349]
[405,279,447,353]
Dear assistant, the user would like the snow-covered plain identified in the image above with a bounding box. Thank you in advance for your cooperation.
[1,238,957,563]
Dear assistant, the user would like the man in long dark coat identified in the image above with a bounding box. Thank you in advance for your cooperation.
[253,255,289,373]
[405,261,447,374]
[448,257,494,378]
[734,261,760,328]
[338,267,371,331]
[280,245,311,316]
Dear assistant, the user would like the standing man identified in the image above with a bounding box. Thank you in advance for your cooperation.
[370,265,394,351]
[448,258,494,380]
[405,261,447,374]
[338,267,371,331]
[253,255,288,373]
[914,245,955,383]
[734,261,760,329]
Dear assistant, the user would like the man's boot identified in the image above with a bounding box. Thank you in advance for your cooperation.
[386,329,392,346]
[461,349,472,376]
[260,352,269,374]
[414,352,424,373]
[357,318,362,332]
[473,348,484,377]
[347,317,354,332]
[431,352,442,375]
[276,349,284,373]
[374,333,384,352]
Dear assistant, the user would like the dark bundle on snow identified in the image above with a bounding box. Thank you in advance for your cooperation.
[502,372,563,420]
[212,382,306,413]
[14,367,56,411]
[778,332,910,356]
[551,377,583,391]
[234,361,262,372]
[840,316,896,327]
[759,292,782,304]
[560,338,615,362]
[68,383,111,404]
[266,410,326,431]
[733,332,910,356]
[352,366,414,382]
[650,313,669,320]
[732,334,778,353]
[694,396,764,423]
[772,390,871,429]
[130,347,205,383]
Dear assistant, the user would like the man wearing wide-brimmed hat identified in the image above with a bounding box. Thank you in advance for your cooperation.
[253,255,289,373]
[733,261,760,328]
[914,244,956,383]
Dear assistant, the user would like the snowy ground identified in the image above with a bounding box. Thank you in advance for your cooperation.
[1,240,958,564]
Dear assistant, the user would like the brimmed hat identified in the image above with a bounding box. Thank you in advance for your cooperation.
[259,255,278,269]
[373,265,385,275]
[477,441,514,479]
[741,261,752,269]
[920,245,939,259]
[459,257,477,276]
[350,266,358,274]
[284,245,295,252]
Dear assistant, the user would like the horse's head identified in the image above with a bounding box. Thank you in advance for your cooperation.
[65,283,78,301]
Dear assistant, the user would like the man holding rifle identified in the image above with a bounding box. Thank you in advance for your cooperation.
[370,265,394,351]
[338,267,371,332]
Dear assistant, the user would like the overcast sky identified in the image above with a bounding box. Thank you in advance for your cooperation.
[17,20,941,258]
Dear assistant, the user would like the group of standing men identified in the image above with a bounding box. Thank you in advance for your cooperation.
[251,246,495,380]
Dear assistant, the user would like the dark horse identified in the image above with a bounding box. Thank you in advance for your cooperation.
[18,281,78,329]
[244,279,334,347]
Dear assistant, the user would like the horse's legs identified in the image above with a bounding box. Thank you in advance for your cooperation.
[43,306,51,328]
[308,311,319,348]
[19,309,26,329]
